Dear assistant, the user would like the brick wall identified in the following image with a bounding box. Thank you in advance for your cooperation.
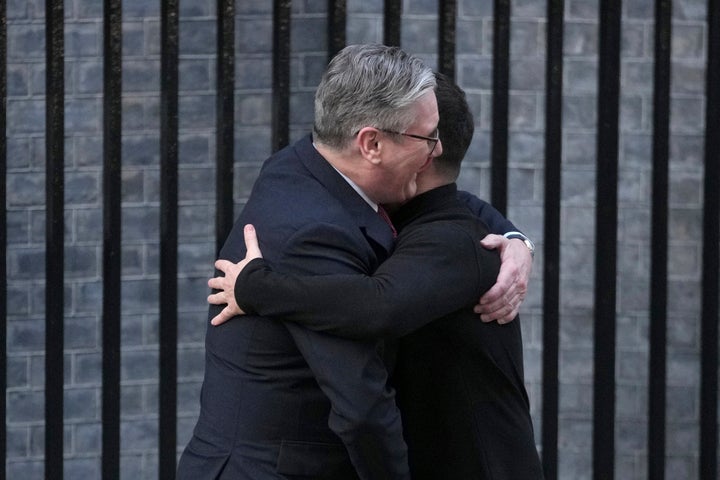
[5,0,710,478]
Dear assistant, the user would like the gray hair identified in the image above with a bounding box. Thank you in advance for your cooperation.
[313,44,436,150]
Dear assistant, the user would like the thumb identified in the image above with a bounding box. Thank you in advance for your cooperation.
[244,224,263,260]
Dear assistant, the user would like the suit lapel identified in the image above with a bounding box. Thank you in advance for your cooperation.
[294,136,396,255]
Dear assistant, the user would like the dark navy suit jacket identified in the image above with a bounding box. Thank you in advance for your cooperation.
[177,135,409,479]
[233,184,544,479]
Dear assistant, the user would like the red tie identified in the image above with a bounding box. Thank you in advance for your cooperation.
[378,205,397,238]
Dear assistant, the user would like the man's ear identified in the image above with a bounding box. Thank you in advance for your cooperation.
[356,127,383,165]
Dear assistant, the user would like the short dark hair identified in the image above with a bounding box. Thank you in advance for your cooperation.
[434,72,474,180]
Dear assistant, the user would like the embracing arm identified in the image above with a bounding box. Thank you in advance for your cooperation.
[458,190,535,323]
[225,222,497,339]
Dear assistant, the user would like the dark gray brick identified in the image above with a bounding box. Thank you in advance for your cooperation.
[564,21,599,56]
[237,19,273,54]
[120,454,144,480]
[75,0,102,18]
[181,0,212,16]
[7,356,29,388]
[565,60,598,92]
[120,384,145,416]
[66,23,100,57]
[177,347,205,380]
[65,387,99,420]
[402,19,438,55]
[8,24,45,59]
[179,134,211,165]
[179,94,215,129]
[179,20,216,55]
[236,0,273,15]
[121,279,158,314]
[7,319,45,353]
[290,17,326,52]
[236,57,272,89]
[177,277,210,310]
[74,208,103,243]
[121,419,158,451]
[6,425,30,457]
[64,245,99,278]
[562,95,597,129]
[234,129,272,164]
[459,59,493,90]
[7,172,45,207]
[459,0,492,15]
[7,461,44,479]
[74,352,102,384]
[289,91,315,125]
[64,457,101,479]
[65,316,99,349]
[237,93,271,125]
[29,355,45,387]
[7,284,30,318]
[7,63,30,96]
[178,242,214,275]
[616,419,646,451]
[346,16,382,45]
[122,350,159,381]
[123,0,160,18]
[178,310,208,344]
[123,207,160,241]
[76,279,104,314]
[178,168,214,202]
[7,390,44,422]
[74,135,103,167]
[76,60,103,94]
[7,0,29,19]
[65,98,102,133]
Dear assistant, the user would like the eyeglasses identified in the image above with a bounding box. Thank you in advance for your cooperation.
[378,128,440,156]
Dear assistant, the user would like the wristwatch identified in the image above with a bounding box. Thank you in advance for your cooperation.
[504,232,535,258]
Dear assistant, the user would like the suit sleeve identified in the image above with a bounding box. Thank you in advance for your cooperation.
[236,221,500,339]
[456,190,517,234]
[277,223,411,479]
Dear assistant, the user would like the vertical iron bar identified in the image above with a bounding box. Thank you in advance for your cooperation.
[159,0,179,477]
[648,0,671,478]
[272,0,291,152]
[216,0,235,254]
[327,0,346,62]
[542,0,564,478]
[593,1,621,479]
[491,0,510,214]
[0,0,6,476]
[438,0,457,80]
[700,0,720,478]
[102,0,122,478]
[45,0,65,477]
[384,0,402,47]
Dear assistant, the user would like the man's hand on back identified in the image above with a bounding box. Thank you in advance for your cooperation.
[474,234,533,324]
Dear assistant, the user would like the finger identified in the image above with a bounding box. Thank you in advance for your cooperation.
[243,224,263,259]
[210,307,232,326]
[207,291,226,306]
[478,282,506,308]
[207,276,226,291]
[479,233,504,250]
[214,259,234,274]
[496,303,520,324]
[477,291,523,323]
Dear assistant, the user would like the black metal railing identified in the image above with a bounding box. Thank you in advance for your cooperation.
[1,1,719,479]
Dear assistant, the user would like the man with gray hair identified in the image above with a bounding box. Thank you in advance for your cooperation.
[177,44,532,479]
